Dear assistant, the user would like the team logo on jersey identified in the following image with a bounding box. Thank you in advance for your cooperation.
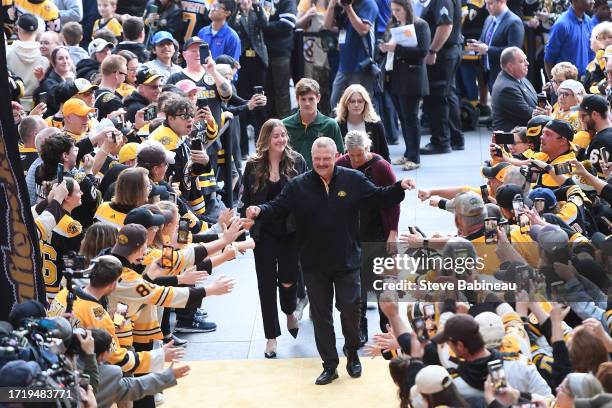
[67,221,82,235]
[337,190,347,198]
[203,74,215,86]
[102,93,116,103]
[440,6,448,16]
[118,234,129,245]
[92,306,105,320]
[160,136,172,146]
[569,195,584,207]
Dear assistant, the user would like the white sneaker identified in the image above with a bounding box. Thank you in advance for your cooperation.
[155,393,164,406]
[295,296,309,321]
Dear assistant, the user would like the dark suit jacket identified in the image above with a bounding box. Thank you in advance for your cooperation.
[479,9,524,90]
[230,4,269,67]
[387,17,431,97]
[491,71,537,131]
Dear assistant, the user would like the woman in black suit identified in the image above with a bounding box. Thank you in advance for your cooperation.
[380,0,430,171]
[335,84,391,163]
[240,118,307,358]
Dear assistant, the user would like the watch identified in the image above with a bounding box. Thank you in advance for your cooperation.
[422,238,429,249]
[428,49,437,54]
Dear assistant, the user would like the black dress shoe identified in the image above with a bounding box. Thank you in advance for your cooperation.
[343,347,362,378]
[451,144,465,151]
[164,334,188,347]
[419,143,451,155]
[315,368,339,385]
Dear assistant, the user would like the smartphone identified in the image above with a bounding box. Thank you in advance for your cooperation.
[161,245,174,268]
[480,185,489,204]
[515,265,533,292]
[550,281,565,304]
[177,219,190,244]
[144,105,157,121]
[79,374,90,391]
[499,220,511,241]
[537,92,548,108]
[554,161,572,175]
[512,194,524,220]
[253,85,264,95]
[484,217,498,245]
[493,131,515,145]
[168,191,177,204]
[39,91,47,105]
[56,163,64,183]
[602,147,609,166]
[196,97,209,110]
[199,43,210,65]
[191,136,203,151]
[487,360,507,392]
[534,198,546,213]
[412,317,428,342]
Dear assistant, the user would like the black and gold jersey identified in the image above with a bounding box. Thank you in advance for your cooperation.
[13,0,60,31]
[94,201,128,229]
[93,17,123,38]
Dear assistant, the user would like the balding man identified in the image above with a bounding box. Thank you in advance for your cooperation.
[491,46,538,131]
[18,115,47,176]
[247,137,415,385]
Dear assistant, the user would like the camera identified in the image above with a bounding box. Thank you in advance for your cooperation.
[358,57,381,78]
[62,253,87,272]
[144,105,157,121]
[537,92,548,108]
[493,131,515,145]
[253,86,264,95]
[487,360,507,392]
[111,116,135,138]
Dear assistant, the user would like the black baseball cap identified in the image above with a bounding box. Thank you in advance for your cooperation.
[545,119,575,142]
[579,94,609,115]
[431,314,481,344]
[17,14,38,32]
[112,224,148,257]
[183,36,204,50]
[136,66,163,86]
[495,183,524,211]
[125,207,166,229]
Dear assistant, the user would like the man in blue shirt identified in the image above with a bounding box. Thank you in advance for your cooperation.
[197,0,241,62]
[324,0,379,109]
[544,0,594,77]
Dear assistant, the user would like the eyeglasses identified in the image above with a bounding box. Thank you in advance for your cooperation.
[146,84,163,89]
[210,4,226,10]
[127,67,138,72]
[558,91,573,98]
[117,71,127,76]
[173,112,194,120]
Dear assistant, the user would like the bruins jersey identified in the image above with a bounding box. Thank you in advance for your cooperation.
[94,201,128,229]
[108,265,193,345]
[34,206,82,302]
[48,288,165,374]
[181,0,212,41]
[116,82,136,99]
[19,145,37,176]
[93,17,123,38]
[13,0,59,31]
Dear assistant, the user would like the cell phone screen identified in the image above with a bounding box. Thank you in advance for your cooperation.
[484,218,498,244]
[177,220,190,244]
[56,163,63,183]
[199,44,210,65]
[161,245,173,268]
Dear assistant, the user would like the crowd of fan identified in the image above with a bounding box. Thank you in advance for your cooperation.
[3,0,612,405]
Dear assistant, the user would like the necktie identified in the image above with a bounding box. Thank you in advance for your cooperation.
[484,20,497,71]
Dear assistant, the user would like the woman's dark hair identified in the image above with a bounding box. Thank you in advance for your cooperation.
[38,134,74,180]
[116,49,138,64]
[388,356,412,408]
[386,0,415,33]
[91,328,113,356]
[425,383,471,408]
[250,119,298,192]
[80,223,118,262]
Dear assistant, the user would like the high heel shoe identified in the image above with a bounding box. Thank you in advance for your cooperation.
[264,339,277,359]
[287,312,299,338]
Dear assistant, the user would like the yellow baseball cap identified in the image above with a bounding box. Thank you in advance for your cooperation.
[118,143,139,163]
[63,98,96,117]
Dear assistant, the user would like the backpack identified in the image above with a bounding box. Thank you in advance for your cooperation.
[460,100,480,131]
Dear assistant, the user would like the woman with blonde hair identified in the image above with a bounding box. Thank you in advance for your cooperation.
[239,118,308,358]
[335,84,390,163]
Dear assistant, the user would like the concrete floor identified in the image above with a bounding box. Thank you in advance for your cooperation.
[179,127,492,361]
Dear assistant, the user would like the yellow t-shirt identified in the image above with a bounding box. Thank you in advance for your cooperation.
[93,17,123,38]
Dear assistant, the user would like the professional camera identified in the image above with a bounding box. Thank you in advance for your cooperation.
[358,57,382,78]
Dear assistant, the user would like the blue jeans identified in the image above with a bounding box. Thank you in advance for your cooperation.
[375,87,401,144]
[457,59,479,102]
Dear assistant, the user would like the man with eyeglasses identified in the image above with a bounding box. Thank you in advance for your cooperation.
[95,54,128,120]
[124,66,164,124]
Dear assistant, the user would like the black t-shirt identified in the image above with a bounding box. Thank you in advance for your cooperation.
[586,127,612,177]
[421,0,463,46]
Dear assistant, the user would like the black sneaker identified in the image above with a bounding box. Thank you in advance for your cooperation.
[174,319,217,333]
[420,143,451,155]
[163,334,188,347]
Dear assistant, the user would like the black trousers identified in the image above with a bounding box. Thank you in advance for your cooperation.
[304,268,361,369]
[133,342,155,408]
[423,45,462,148]
[253,232,299,339]
[266,56,292,119]
[237,54,267,155]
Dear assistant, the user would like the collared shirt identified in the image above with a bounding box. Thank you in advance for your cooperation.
[197,23,242,62]
[544,7,594,76]
[483,9,509,70]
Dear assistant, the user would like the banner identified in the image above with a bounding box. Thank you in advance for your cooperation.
[0,24,45,320]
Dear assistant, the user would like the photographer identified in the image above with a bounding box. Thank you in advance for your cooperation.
[48,255,184,375]
[324,0,379,108]
[91,328,191,408]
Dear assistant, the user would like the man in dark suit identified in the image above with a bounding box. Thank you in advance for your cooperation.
[491,46,538,131]
[468,0,524,91]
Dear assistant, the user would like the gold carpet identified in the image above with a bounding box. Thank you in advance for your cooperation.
[164,357,399,407]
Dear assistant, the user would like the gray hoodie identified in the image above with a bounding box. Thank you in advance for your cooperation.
[6,40,49,108]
